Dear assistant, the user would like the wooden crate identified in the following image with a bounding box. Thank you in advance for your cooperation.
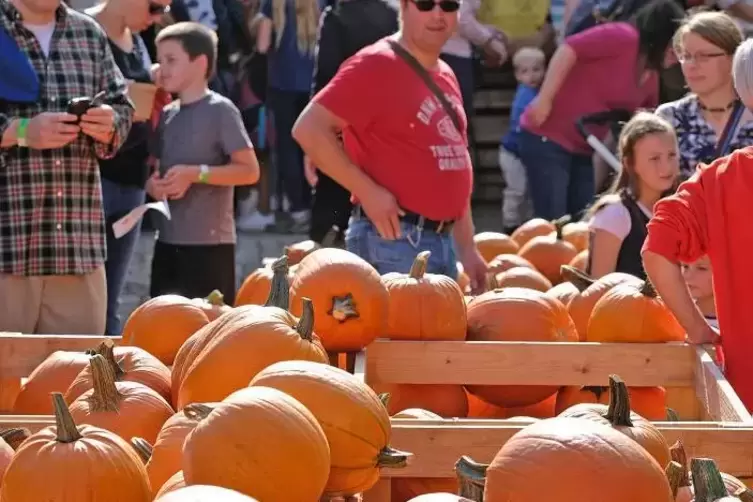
[360,340,753,502]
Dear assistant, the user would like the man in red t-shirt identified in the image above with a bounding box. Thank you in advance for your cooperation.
[292,0,488,290]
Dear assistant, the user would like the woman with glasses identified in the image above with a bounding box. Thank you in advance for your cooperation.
[85,0,170,336]
[656,11,753,179]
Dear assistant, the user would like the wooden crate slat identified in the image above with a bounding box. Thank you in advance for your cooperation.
[694,346,751,422]
[365,340,694,387]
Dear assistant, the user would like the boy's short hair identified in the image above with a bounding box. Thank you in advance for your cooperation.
[512,47,546,70]
[156,22,218,79]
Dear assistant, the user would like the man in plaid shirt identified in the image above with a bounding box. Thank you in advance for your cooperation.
[0,0,133,335]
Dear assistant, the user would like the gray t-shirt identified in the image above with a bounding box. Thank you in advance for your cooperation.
[153,91,252,245]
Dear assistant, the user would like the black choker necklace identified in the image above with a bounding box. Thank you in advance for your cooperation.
[699,99,738,113]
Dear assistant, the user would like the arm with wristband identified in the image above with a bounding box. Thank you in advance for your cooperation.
[1,112,80,150]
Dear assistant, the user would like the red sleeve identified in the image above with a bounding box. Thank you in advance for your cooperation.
[566,22,638,62]
[642,168,710,264]
[312,50,387,130]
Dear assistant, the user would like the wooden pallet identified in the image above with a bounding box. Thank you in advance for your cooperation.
[359,340,753,502]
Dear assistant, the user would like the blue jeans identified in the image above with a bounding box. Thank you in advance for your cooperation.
[345,216,458,278]
[102,178,145,336]
[518,130,595,220]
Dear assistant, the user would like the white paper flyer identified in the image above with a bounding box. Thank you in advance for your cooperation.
[112,199,171,239]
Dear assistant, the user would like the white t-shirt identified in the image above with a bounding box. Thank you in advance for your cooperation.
[588,196,652,241]
[25,21,56,57]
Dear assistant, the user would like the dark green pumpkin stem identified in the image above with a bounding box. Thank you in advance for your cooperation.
[690,458,728,501]
[296,298,315,341]
[88,354,122,412]
[378,393,390,410]
[666,461,685,499]
[264,255,290,310]
[130,437,153,464]
[409,251,431,279]
[552,214,572,240]
[376,446,413,468]
[560,265,594,292]
[604,374,633,427]
[666,407,680,421]
[670,440,691,486]
[640,279,658,298]
[205,289,225,306]
[52,392,82,443]
[455,456,487,502]
[485,272,499,292]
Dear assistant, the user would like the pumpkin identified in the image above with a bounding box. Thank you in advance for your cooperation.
[562,220,589,252]
[517,215,578,284]
[473,232,520,262]
[372,383,469,418]
[122,294,210,365]
[486,253,535,276]
[669,440,748,501]
[0,428,30,450]
[494,266,552,292]
[587,280,685,343]
[466,287,578,407]
[183,386,331,501]
[558,375,670,468]
[393,408,443,419]
[66,339,172,404]
[284,239,320,265]
[68,354,174,444]
[546,281,580,306]
[170,331,201,408]
[176,296,328,409]
[157,485,260,501]
[382,251,467,341]
[235,266,275,306]
[191,289,232,321]
[467,392,556,419]
[0,435,13,488]
[249,360,411,496]
[407,495,472,502]
[481,417,673,501]
[555,385,667,421]
[564,267,642,340]
[1,393,151,501]
[13,350,91,414]
[145,403,217,497]
[510,218,556,247]
[289,248,389,352]
[569,249,589,272]
[156,471,187,498]
[684,458,753,502]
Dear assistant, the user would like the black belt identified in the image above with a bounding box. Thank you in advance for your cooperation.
[353,206,455,234]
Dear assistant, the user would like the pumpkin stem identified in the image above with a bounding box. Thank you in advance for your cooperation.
[455,456,487,502]
[52,392,82,443]
[409,251,431,279]
[130,437,153,464]
[87,354,122,412]
[378,393,390,410]
[604,374,633,427]
[670,440,691,486]
[485,272,499,291]
[552,214,572,240]
[329,293,359,323]
[93,339,125,380]
[376,446,413,469]
[690,458,728,501]
[205,289,225,306]
[0,427,30,450]
[666,461,685,499]
[666,407,680,421]
[264,255,290,310]
[296,298,316,341]
[734,487,753,502]
[640,279,658,298]
[560,265,594,292]
[581,385,607,400]
[183,403,215,421]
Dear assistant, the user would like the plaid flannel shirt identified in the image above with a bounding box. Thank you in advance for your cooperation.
[0,0,133,276]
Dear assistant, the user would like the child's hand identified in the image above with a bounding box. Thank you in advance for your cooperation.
[145,170,167,200]
[162,164,200,200]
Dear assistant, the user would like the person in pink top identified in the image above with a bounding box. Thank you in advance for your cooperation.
[518,0,685,221]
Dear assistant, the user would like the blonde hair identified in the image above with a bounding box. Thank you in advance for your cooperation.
[272,0,320,56]
[673,11,743,56]
[512,46,545,70]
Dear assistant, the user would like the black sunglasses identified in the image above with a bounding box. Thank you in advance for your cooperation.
[148,3,170,15]
[412,0,460,12]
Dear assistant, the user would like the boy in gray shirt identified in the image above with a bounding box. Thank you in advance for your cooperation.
[147,22,260,305]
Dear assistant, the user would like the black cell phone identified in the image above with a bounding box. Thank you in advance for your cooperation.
[66,90,106,123]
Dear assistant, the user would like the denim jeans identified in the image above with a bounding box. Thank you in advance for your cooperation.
[518,130,595,220]
[102,178,146,336]
[345,215,458,278]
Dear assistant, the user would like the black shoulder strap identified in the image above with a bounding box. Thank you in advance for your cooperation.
[387,39,462,134]
[714,100,745,158]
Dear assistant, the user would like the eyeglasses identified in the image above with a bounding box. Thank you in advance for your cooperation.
[148,3,170,15]
[677,51,727,65]
[411,0,461,13]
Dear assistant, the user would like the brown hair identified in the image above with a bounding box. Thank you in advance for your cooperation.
[586,112,677,219]
[673,11,743,56]
[155,22,218,79]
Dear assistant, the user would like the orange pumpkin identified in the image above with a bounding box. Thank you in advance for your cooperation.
[668,440,748,501]
[235,267,274,306]
[494,266,552,292]
[372,383,469,418]
[555,385,667,421]
[68,355,174,444]
[473,232,520,262]
[157,485,259,501]
[183,386,331,501]
[482,417,673,501]
[562,221,589,252]
[558,375,670,468]
[289,248,389,352]
[587,280,685,343]
[678,458,752,502]
[155,471,186,498]
[382,251,467,341]
[1,393,151,501]
[66,339,172,404]
[406,495,471,502]
[466,288,578,407]
[284,239,320,265]
[0,435,13,488]
[250,360,410,496]
[13,350,91,414]
[546,281,580,306]
[487,253,535,276]
[393,408,443,419]
[191,290,232,321]
[569,249,589,272]
[122,294,210,365]
[466,391,555,419]
[517,216,578,284]
[510,218,556,247]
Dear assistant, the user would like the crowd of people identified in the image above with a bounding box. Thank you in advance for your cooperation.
[2,0,753,409]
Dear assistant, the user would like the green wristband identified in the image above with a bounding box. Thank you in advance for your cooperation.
[16,118,29,148]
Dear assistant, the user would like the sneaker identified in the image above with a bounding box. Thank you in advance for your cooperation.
[237,211,276,232]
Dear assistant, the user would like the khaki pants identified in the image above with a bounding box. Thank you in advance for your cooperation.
[0,266,107,334]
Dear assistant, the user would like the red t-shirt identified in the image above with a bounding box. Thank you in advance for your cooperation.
[312,39,473,221]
